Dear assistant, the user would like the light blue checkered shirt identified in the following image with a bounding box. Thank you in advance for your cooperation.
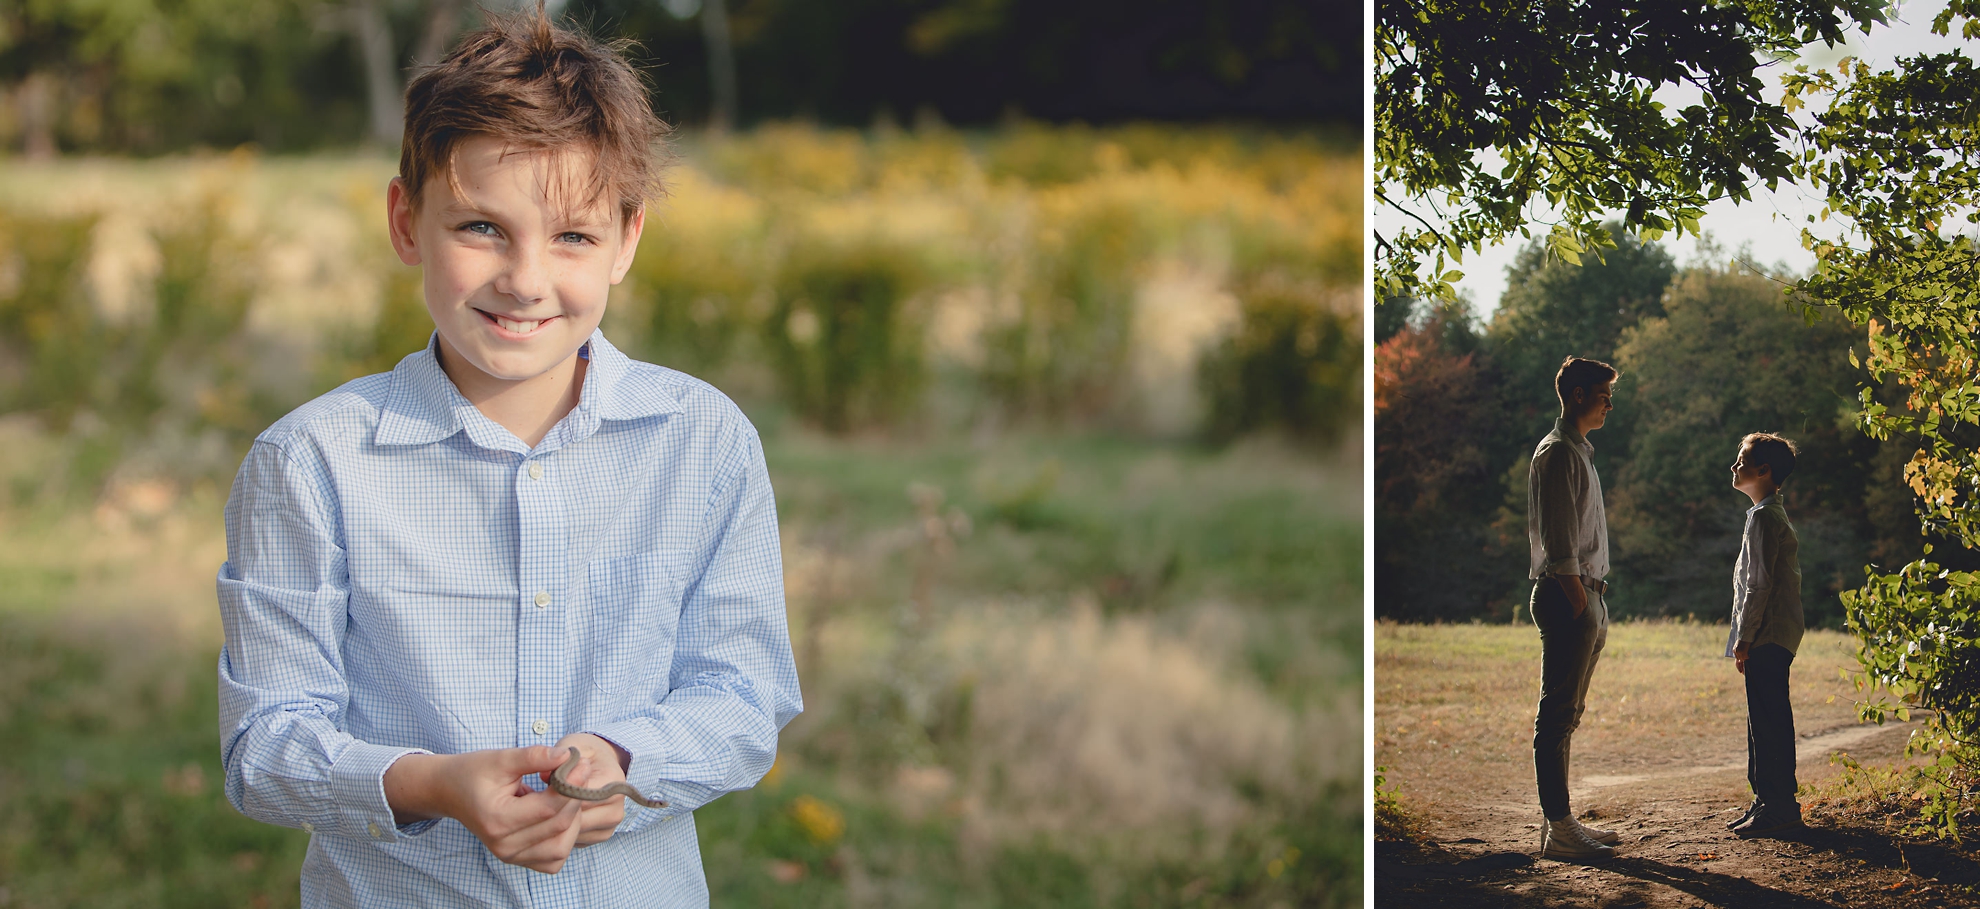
[216,331,802,908]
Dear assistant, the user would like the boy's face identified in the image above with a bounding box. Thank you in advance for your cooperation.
[1731,442,1772,494]
[1569,379,1615,432]
[387,136,642,392]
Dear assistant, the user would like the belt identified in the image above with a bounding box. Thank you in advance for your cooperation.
[1579,576,1608,595]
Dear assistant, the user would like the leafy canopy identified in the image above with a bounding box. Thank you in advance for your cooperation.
[1375,0,1883,302]
[1787,6,1980,791]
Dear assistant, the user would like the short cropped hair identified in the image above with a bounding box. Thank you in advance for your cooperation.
[1555,356,1619,409]
[1741,432,1799,485]
[399,1,668,225]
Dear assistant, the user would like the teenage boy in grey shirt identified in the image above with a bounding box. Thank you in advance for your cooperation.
[1527,356,1621,861]
[1724,432,1805,837]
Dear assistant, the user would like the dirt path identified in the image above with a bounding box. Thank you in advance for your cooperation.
[1377,624,1980,908]
[1377,719,1980,908]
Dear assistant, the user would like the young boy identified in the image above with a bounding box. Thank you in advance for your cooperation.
[215,8,801,905]
[1725,432,1804,837]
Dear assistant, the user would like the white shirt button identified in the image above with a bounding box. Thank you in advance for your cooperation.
[368,822,383,839]
[534,591,551,607]
[301,821,314,833]
[528,461,543,480]
[532,719,549,735]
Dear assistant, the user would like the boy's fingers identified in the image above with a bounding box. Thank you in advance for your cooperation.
[497,745,565,776]
[487,797,582,866]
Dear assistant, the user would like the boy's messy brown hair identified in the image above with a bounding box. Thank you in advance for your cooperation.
[399,1,667,226]
[1740,432,1800,485]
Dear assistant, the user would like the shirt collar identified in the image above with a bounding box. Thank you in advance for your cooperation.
[1748,492,1777,514]
[1552,418,1592,453]
[374,330,681,449]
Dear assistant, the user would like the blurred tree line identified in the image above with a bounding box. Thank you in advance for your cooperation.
[0,0,1355,156]
[1374,224,1923,627]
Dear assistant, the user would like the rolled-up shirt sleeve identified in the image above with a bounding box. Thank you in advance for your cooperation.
[585,424,803,834]
[216,440,431,843]
[1535,447,1586,577]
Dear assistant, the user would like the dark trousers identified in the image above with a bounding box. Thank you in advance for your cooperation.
[1745,642,1798,808]
[1532,577,1607,821]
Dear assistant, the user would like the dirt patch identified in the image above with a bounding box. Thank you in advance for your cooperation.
[1378,622,1980,907]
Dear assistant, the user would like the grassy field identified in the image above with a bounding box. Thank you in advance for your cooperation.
[1375,619,1871,819]
[0,425,1361,908]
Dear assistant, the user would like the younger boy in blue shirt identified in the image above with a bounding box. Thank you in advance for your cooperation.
[215,8,801,906]
[1725,432,1804,837]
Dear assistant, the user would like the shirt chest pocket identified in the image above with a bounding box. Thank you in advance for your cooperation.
[583,551,688,695]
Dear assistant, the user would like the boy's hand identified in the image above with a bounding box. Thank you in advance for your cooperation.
[547,733,633,847]
[385,747,583,874]
[1734,640,1750,675]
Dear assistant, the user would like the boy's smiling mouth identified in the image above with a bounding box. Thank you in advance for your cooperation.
[476,308,559,337]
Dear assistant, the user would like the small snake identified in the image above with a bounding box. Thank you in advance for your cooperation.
[547,746,668,808]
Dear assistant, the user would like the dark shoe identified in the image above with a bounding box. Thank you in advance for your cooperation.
[1735,805,1803,838]
[1726,801,1760,830]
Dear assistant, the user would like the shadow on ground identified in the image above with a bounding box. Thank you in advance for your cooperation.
[1377,822,1980,908]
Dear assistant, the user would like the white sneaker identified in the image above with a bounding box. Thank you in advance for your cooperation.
[1542,818,1616,862]
[1575,817,1621,846]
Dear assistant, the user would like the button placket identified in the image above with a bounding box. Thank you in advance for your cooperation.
[515,451,569,750]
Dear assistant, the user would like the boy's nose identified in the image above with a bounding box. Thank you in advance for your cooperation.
[497,249,553,303]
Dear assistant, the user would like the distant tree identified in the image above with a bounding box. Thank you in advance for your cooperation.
[1606,265,1871,624]
[1485,223,1676,459]
[1374,296,1413,346]
[0,0,372,154]
[1374,306,1504,620]
[1374,0,1883,302]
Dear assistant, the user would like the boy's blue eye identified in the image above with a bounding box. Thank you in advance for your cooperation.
[462,222,498,235]
[560,232,592,244]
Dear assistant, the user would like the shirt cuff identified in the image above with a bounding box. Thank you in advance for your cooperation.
[585,721,678,820]
[329,744,434,844]
[1544,558,1582,578]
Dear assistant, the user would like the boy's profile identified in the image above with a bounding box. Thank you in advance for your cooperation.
[1724,432,1804,838]
[215,7,801,904]
[1526,356,1622,862]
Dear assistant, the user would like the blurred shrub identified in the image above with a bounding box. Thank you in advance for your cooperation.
[0,125,1359,492]
[621,171,767,376]
[0,182,264,501]
[982,186,1146,421]
[764,238,930,432]
[1199,279,1360,443]
[0,209,99,429]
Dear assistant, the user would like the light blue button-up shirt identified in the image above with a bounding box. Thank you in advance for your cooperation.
[216,331,802,908]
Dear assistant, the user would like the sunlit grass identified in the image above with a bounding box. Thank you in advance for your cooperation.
[1375,620,1870,816]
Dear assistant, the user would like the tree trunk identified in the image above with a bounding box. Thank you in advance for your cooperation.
[350,0,404,147]
[412,0,465,66]
[18,72,57,160]
[701,0,737,134]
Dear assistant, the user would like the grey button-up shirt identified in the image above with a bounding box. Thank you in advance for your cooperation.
[1528,419,1609,581]
[1725,493,1803,657]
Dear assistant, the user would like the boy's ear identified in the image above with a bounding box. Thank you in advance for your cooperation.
[609,205,645,285]
[387,178,423,267]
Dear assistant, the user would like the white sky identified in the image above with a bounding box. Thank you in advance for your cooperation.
[1373,0,1975,319]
